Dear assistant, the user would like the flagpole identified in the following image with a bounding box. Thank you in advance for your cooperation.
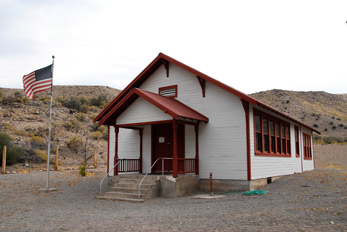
[41,55,57,192]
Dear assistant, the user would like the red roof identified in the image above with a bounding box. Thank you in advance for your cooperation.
[98,88,208,125]
[95,53,320,134]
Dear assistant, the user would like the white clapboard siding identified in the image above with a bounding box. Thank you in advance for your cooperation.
[185,124,196,159]
[140,64,248,180]
[142,126,152,173]
[117,97,171,125]
[108,126,115,176]
[118,128,140,159]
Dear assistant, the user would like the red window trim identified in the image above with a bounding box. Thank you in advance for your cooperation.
[253,109,291,157]
[303,133,312,160]
[295,126,300,158]
[158,85,177,98]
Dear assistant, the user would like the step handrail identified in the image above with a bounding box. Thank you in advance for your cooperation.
[99,159,123,196]
[137,157,173,199]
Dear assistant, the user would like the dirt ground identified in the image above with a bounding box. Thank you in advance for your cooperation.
[0,144,346,231]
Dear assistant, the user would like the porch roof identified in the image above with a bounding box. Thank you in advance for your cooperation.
[100,88,209,125]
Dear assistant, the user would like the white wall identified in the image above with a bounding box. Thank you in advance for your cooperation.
[118,128,140,159]
[249,106,314,179]
[185,124,195,159]
[140,64,248,180]
[117,97,171,125]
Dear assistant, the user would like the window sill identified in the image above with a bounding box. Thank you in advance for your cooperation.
[255,152,291,158]
[304,158,312,160]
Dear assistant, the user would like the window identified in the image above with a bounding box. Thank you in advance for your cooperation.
[159,85,177,98]
[303,133,312,160]
[253,109,291,157]
[295,126,300,157]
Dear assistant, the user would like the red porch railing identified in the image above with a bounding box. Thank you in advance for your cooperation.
[118,159,141,173]
[177,158,197,174]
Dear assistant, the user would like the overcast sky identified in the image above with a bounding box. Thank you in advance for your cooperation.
[1,0,346,94]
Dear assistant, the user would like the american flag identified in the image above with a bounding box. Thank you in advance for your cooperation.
[23,64,53,100]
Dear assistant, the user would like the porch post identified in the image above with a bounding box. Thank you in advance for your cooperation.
[139,128,143,173]
[172,119,178,178]
[195,123,199,175]
[114,126,119,176]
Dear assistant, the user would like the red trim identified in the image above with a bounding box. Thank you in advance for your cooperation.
[253,108,291,157]
[241,100,251,181]
[172,119,178,178]
[295,126,300,158]
[312,132,315,169]
[303,133,312,160]
[139,129,143,173]
[158,85,177,98]
[94,52,320,135]
[114,127,119,176]
[107,125,110,174]
[99,88,208,126]
[117,120,173,128]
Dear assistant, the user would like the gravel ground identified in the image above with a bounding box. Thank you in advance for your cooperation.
[0,145,346,231]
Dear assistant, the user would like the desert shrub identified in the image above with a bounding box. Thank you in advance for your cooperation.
[0,132,23,165]
[0,90,3,101]
[329,122,334,125]
[313,124,318,128]
[40,96,51,103]
[67,136,83,153]
[34,149,47,162]
[80,104,89,113]
[3,122,14,131]
[332,126,337,130]
[75,113,86,122]
[90,131,102,141]
[62,97,82,111]
[30,136,46,149]
[89,94,108,108]
[63,118,81,132]
[2,95,16,104]
[338,123,344,128]
[13,130,27,136]
[79,164,86,176]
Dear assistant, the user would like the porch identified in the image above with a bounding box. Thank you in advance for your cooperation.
[111,120,202,178]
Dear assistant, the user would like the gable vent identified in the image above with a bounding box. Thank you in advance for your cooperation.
[159,85,177,98]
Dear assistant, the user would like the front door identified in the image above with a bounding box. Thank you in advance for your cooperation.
[152,123,184,173]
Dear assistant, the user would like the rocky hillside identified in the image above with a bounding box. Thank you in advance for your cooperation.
[0,86,120,165]
[251,90,347,140]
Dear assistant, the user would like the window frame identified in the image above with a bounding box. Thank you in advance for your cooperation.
[158,85,177,98]
[303,133,312,160]
[253,109,291,157]
[295,126,300,158]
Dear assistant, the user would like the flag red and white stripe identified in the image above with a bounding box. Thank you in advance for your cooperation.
[23,65,53,100]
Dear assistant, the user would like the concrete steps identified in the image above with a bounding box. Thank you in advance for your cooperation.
[97,174,160,202]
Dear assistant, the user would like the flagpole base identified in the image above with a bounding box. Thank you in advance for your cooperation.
[39,188,57,192]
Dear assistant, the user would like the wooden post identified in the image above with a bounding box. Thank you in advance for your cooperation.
[55,146,59,171]
[114,127,119,176]
[172,120,178,178]
[210,173,213,196]
[139,129,143,173]
[195,124,199,175]
[93,147,97,168]
[2,145,6,174]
